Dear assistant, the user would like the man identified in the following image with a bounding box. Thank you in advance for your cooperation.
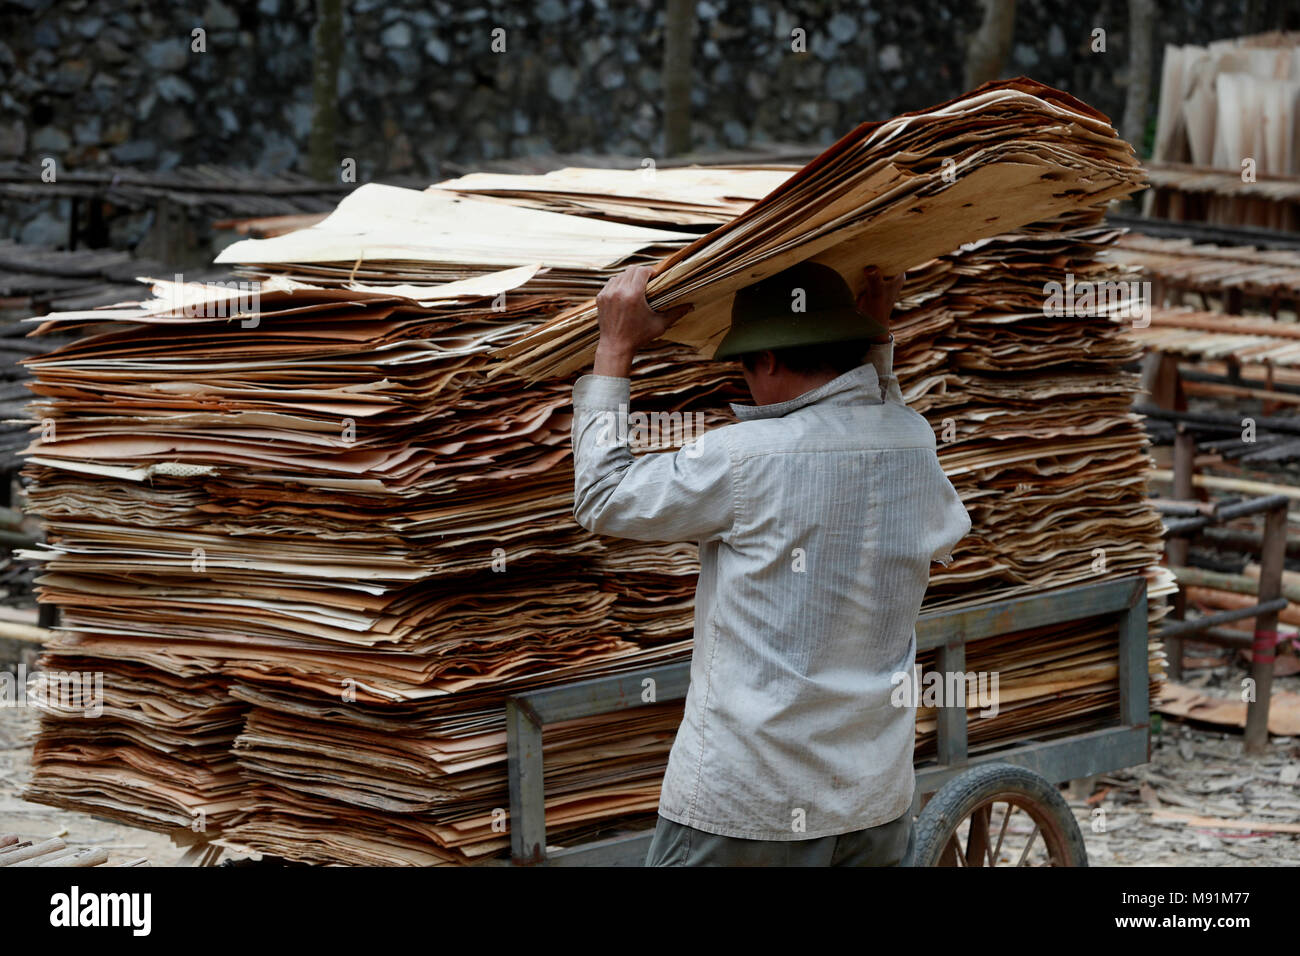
[570,260,971,866]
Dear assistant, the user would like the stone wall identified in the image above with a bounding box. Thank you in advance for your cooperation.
[1,0,1295,247]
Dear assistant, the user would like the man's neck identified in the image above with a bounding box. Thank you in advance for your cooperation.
[762,368,842,405]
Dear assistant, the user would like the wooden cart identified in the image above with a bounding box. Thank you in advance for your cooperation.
[502,574,1151,866]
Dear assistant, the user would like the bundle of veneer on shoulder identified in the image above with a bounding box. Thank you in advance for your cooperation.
[492,77,1145,379]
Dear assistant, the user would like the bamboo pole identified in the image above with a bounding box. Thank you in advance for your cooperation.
[1183,380,1300,406]
[1184,585,1300,626]
[1150,469,1300,501]
[1166,428,1195,680]
[1173,565,1300,604]
[0,620,54,644]
[1246,504,1287,753]
[0,838,65,866]
[662,0,696,157]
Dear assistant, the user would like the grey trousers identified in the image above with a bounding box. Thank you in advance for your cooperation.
[644,810,914,867]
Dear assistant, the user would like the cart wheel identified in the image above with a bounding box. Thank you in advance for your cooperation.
[911,763,1088,867]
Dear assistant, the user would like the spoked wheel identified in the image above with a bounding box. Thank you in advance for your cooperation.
[911,763,1088,867]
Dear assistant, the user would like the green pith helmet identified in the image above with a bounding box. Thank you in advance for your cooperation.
[713,261,889,360]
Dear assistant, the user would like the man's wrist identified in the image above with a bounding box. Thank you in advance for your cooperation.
[593,340,635,377]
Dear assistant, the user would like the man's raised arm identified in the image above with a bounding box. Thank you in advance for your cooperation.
[570,267,734,543]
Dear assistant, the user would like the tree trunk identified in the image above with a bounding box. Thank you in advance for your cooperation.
[965,0,1016,90]
[1121,0,1156,152]
[309,0,343,182]
[663,0,696,157]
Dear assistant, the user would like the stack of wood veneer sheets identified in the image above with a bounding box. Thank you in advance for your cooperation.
[1146,32,1300,229]
[18,78,1167,864]
[1151,31,1300,178]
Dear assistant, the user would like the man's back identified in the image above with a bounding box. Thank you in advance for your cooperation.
[572,345,971,842]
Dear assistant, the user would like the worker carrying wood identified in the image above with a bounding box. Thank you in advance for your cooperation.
[571,261,971,866]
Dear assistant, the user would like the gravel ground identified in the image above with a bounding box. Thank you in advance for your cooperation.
[0,705,186,866]
[1077,722,1300,865]
[1076,662,1300,866]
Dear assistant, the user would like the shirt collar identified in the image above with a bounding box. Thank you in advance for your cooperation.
[729,338,893,421]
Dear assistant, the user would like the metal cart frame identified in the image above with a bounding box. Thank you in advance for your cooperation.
[504,574,1150,865]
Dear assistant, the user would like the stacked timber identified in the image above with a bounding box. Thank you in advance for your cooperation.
[1152,32,1300,178]
[1110,233,1300,315]
[1147,32,1300,229]
[19,78,1165,864]
[1112,234,1300,673]
[0,833,148,867]
[1130,308,1300,370]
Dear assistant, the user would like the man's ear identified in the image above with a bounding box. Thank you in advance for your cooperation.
[757,350,778,376]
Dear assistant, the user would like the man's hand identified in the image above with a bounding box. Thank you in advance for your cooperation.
[858,267,905,343]
[593,265,691,377]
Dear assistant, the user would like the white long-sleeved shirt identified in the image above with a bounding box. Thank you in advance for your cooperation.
[570,340,971,840]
